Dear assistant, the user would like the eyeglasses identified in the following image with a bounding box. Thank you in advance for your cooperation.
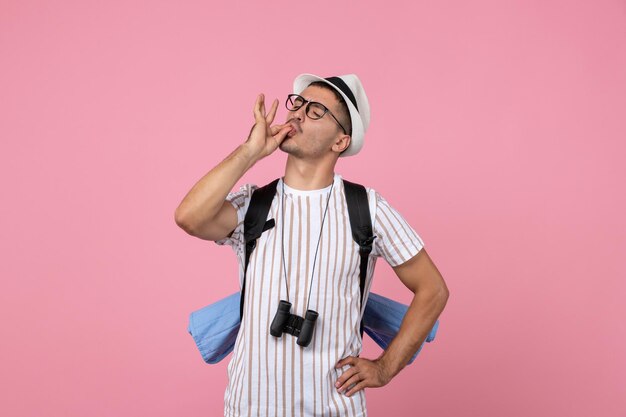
[285,94,348,135]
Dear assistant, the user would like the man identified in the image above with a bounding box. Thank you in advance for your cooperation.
[175,73,449,417]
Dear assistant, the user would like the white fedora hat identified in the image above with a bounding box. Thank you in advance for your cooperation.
[293,73,370,157]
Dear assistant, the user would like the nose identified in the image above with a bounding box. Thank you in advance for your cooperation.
[291,103,306,123]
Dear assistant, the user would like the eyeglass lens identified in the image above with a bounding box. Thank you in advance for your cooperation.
[287,95,327,119]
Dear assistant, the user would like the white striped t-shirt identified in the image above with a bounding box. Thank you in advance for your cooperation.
[214,172,425,417]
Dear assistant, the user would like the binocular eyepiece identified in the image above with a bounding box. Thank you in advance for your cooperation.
[270,300,318,347]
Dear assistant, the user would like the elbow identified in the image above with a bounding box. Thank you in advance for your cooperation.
[437,286,450,308]
[437,281,450,301]
[440,287,450,303]
[174,207,196,235]
[428,286,449,300]
[422,284,449,302]
[440,280,450,298]
[433,273,450,300]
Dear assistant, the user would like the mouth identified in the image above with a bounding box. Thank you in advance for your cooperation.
[287,121,300,137]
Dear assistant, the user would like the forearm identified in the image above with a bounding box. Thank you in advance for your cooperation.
[377,288,448,379]
[175,144,259,228]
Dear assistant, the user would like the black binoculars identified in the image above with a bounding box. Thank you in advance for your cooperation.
[270,300,318,347]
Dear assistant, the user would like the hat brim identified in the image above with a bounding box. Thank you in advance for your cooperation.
[293,73,364,157]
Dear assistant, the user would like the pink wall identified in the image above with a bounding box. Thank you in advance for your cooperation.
[1,0,624,416]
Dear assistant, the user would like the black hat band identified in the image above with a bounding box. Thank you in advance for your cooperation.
[324,76,359,113]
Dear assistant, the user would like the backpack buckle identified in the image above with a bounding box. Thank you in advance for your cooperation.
[359,235,377,254]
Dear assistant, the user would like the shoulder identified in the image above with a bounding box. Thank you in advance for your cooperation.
[338,176,378,198]
[232,183,260,195]
[223,184,260,219]
[226,183,260,200]
[338,177,384,213]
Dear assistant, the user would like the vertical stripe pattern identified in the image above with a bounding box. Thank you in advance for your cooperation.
[214,174,425,417]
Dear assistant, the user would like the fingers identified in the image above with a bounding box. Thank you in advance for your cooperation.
[335,356,388,397]
[336,356,355,368]
[270,123,288,136]
[335,366,358,389]
[271,124,292,147]
[266,98,279,125]
[255,94,281,126]
[253,94,265,122]
[335,357,358,393]
[337,371,361,394]
[344,380,367,397]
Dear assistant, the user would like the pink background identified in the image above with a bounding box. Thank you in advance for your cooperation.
[2,0,625,416]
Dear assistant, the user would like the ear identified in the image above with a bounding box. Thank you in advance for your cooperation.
[333,134,351,154]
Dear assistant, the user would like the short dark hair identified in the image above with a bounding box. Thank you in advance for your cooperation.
[307,81,352,137]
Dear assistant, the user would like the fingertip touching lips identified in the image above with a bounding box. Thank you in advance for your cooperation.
[287,119,301,132]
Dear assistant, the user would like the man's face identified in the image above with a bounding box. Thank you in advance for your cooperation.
[279,85,349,159]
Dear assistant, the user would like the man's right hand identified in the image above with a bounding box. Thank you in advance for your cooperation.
[243,93,293,160]
[174,93,292,240]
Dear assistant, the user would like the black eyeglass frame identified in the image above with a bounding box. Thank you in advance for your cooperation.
[285,94,349,135]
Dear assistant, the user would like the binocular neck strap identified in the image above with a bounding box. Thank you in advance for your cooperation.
[280,178,334,314]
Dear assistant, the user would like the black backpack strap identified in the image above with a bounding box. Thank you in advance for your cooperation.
[239,177,376,341]
[240,178,279,320]
[342,179,377,338]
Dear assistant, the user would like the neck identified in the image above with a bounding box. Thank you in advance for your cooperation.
[283,155,337,190]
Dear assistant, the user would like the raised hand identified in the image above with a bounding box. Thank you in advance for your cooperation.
[244,93,293,160]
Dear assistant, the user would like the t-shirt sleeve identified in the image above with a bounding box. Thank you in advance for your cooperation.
[372,190,425,267]
[213,183,258,252]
